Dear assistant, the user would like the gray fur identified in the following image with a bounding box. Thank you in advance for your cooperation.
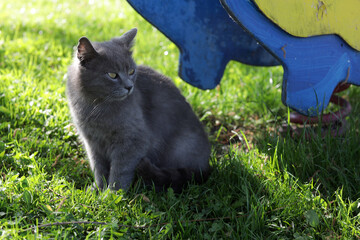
[66,28,210,191]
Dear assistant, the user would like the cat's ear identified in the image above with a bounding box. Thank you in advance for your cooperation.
[113,28,137,48]
[77,37,98,63]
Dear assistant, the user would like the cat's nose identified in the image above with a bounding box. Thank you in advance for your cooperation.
[125,85,133,92]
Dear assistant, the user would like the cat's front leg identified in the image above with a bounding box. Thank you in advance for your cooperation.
[87,152,110,190]
[83,139,110,190]
[107,153,142,191]
[93,161,110,190]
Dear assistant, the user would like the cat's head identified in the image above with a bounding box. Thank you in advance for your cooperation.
[73,28,138,102]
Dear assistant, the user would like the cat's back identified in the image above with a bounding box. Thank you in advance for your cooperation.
[134,65,191,113]
[134,65,207,138]
[135,65,179,93]
[134,65,210,170]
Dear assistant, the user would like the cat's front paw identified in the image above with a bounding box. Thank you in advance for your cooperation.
[86,182,100,193]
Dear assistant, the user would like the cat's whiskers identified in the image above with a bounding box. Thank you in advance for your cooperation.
[81,96,113,125]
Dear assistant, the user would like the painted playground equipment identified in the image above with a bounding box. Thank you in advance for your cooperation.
[127,0,360,134]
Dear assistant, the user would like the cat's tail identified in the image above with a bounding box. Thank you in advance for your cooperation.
[135,157,211,193]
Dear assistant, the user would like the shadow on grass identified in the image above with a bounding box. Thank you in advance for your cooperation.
[255,102,360,200]
[124,148,274,239]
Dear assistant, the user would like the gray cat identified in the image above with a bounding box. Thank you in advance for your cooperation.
[66,28,211,192]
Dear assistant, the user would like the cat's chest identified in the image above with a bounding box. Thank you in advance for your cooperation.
[81,108,148,146]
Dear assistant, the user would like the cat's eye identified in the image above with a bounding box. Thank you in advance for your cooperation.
[128,69,135,75]
[107,72,117,79]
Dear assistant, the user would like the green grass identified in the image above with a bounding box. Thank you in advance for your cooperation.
[1,0,360,238]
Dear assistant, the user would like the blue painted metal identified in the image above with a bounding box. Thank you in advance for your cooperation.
[126,0,279,90]
[221,0,360,116]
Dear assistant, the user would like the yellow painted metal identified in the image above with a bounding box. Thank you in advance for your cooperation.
[253,0,360,51]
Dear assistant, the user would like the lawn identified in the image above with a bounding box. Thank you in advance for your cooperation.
[1,0,360,239]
